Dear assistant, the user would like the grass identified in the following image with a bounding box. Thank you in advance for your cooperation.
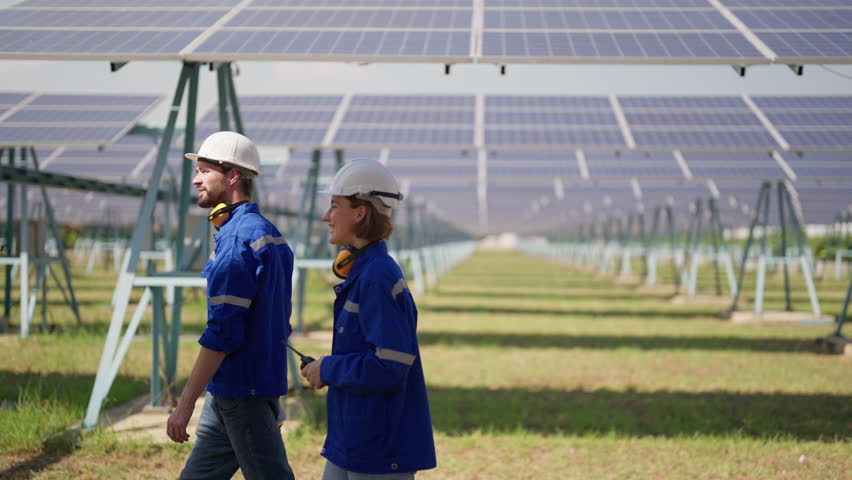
[0,249,850,479]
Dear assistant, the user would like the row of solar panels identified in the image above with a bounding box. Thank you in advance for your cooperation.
[3,93,850,151]
[1,0,851,64]
[32,146,852,186]
[4,176,849,235]
[12,133,849,233]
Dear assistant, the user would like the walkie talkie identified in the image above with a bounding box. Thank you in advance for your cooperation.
[286,343,316,370]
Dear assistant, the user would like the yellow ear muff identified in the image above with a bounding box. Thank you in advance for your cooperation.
[332,246,362,279]
[208,202,231,229]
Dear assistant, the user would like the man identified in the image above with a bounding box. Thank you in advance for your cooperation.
[166,131,296,480]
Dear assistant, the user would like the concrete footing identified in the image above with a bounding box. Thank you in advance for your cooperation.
[728,310,836,326]
[815,335,852,355]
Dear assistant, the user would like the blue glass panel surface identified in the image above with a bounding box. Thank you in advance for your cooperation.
[734,9,852,30]
[624,112,762,126]
[194,126,328,145]
[343,110,474,124]
[757,32,852,58]
[0,92,29,105]
[779,130,852,148]
[765,112,852,126]
[16,0,240,6]
[632,130,778,148]
[619,96,747,109]
[335,127,473,146]
[200,109,336,124]
[351,95,475,108]
[7,109,143,123]
[229,8,472,29]
[488,0,711,7]
[485,128,626,146]
[482,32,763,58]
[486,96,610,109]
[486,111,618,125]
[0,126,125,144]
[752,96,852,109]
[240,96,341,107]
[0,9,226,28]
[252,0,470,6]
[0,29,199,55]
[689,166,787,178]
[28,94,157,107]
[484,9,733,30]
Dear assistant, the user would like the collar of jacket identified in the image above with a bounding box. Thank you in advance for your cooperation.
[215,202,258,236]
[337,241,388,291]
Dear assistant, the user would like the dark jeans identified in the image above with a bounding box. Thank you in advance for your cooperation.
[180,394,295,480]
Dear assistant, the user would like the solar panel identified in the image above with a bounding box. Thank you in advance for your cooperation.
[724,1,852,63]
[480,0,768,64]
[753,95,852,151]
[0,92,160,148]
[620,95,779,151]
[335,127,473,148]
[189,0,473,62]
[485,129,626,148]
[682,151,788,180]
[632,130,778,149]
[585,151,684,178]
[333,94,476,149]
[783,151,852,180]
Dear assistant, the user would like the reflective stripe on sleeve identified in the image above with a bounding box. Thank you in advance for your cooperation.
[250,234,288,251]
[391,278,408,299]
[209,294,252,309]
[376,347,416,366]
[343,300,359,313]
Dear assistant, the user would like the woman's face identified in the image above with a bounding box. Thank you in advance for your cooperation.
[323,195,365,246]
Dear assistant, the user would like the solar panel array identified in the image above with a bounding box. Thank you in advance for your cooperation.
[0,93,161,147]
[0,0,850,64]
[481,0,766,63]
[196,94,852,152]
[2,90,849,234]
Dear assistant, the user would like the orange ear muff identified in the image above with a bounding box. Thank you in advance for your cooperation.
[332,246,362,279]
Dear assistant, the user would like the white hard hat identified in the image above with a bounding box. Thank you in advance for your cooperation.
[320,160,403,216]
[185,131,261,176]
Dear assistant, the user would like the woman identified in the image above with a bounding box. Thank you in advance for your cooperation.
[301,160,437,479]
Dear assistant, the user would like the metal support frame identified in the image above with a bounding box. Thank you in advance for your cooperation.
[729,181,820,316]
[293,149,322,334]
[0,146,81,337]
[86,63,196,428]
[644,205,681,289]
[832,212,852,280]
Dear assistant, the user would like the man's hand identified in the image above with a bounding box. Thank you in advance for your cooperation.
[301,356,326,389]
[166,404,194,443]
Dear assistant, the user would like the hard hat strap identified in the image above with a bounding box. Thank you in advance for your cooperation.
[368,190,404,202]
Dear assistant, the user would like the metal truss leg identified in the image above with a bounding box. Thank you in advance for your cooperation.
[85,64,192,430]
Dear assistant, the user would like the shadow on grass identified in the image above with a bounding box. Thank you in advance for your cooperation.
[419,304,722,319]
[427,386,852,441]
[0,452,68,480]
[432,290,673,302]
[418,331,820,353]
[0,371,147,410]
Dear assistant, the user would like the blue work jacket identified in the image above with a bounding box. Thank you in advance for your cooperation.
[199,203,294,398]
[320,241,436,475]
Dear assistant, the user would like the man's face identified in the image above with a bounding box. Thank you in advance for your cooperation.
[192,162,229,208]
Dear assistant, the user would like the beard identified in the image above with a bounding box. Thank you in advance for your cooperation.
[197,187,226,208]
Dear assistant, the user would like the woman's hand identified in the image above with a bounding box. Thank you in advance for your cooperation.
[301,356,326,389]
